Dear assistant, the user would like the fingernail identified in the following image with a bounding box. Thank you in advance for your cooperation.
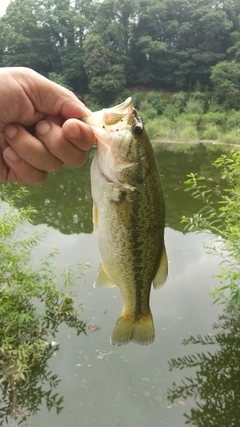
[36,120,51,135]
[5,124,18,139]
[4,147,19,161]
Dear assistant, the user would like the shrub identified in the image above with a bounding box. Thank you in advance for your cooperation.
[145,117,171,140]
[222,130,240,145]
[202,125,220,140]
[225,110,240,130]
[132,92,145,109]
[201,112,227,126]
[179,125,199,141]
[183,151,240,304]
[184,98,205,115]
[0,186,87,421]
[140,104,158,121]
[146,91,166,114]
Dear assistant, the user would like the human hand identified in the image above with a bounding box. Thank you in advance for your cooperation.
[0,67,95,184]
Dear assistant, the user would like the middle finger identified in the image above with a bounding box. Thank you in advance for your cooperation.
[36,120,91,167]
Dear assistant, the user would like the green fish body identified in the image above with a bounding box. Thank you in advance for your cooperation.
[83,98,168,345]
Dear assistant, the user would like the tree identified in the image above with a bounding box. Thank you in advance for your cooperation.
[210,60,240,109]
[83,33,126,104]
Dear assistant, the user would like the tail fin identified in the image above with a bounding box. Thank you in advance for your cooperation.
[110,311,155,346]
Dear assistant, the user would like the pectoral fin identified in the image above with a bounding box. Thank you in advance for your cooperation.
[153,244,168,289]
[94,263,117,288]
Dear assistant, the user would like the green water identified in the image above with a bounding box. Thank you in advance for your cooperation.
[1,143,239,427]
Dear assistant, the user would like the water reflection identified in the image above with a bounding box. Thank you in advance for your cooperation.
[2,143,230,234]
[168,303,240,427]
[0,344,63,426]
[0,143,235,427]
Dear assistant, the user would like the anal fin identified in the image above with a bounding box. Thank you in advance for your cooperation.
[153,244,168,289]
[94,263,117,288]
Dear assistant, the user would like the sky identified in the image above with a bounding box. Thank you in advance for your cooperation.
[0,0,11,16]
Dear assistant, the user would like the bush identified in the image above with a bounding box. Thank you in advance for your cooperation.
[145,117,171,140]
[182,113,202,124]
[140,101,158,121]
[184,98,205,115]
[201,112,227,126]
[202,125,220,140]
[145,91,166,114]
[179,125,199,141]
[170,91,187,113]
[183,151,240,304]
[132,92,145,109]
[0,186,87,421]
[222,130,240,145]
[225,110,240,130]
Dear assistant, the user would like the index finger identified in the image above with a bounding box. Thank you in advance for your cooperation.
[13,67,92,120]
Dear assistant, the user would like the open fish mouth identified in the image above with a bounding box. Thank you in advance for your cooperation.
[82,97,134,130]
[82,97,134,150]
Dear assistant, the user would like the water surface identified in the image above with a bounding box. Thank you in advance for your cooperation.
[1,143,239,427]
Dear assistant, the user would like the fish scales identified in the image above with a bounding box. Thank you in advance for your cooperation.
[83,98,168,346]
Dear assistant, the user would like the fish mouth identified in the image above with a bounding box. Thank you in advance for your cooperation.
[82,97,142,154]
[82,97,134,128]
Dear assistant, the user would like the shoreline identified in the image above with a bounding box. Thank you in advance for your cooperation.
[152,139,240,148]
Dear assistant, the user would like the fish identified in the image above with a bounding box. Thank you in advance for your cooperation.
[83,97,168,346]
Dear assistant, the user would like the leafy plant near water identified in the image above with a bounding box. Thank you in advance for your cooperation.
[0,186,88,423]
[182,151,240,304]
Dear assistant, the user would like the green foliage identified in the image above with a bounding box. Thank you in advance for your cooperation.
[132,92,145,110]
[145,117,170,140]
[202,125,220,140]
[164,92,187,119]
[184,92,206,115]
[210,60,240,109]
[168,303,240,426]
[222,130,240,145]
[179,124,198,141]
[0,185,88,421]
[1,0,240,96]
[48,72,72,90]
[145,91,166,115]
[83,33,126,104]
[201,111,227,127]
[182,151,240,304]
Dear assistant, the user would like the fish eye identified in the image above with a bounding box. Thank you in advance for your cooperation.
[133,123,143,134]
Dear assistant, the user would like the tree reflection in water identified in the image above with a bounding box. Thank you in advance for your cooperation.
[168,304,240,427]
[0,311,86,426]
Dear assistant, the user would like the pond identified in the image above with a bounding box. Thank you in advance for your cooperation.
[1,142,239,427]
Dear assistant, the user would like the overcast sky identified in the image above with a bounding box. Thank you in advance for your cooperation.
[0,0,11,16]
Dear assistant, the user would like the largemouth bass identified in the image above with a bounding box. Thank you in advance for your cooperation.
[83,98,168,346]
